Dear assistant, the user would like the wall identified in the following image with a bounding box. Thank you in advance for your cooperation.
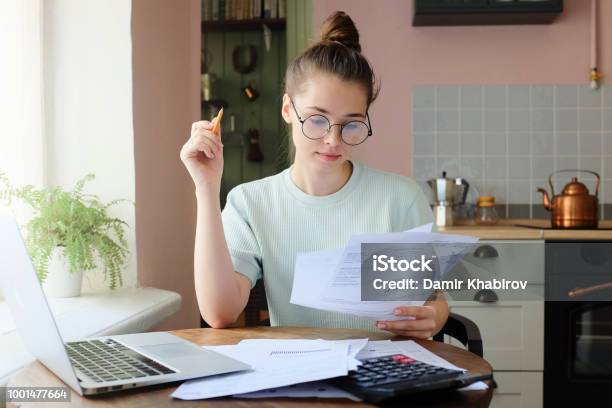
[132,0,201,330]
[313,0,612,176]
[412,84,612,219]
[44,0,137,292]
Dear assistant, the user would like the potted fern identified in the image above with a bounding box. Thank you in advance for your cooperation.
[0,172,131,297]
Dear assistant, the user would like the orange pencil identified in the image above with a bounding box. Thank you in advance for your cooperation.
[212,108,224,136]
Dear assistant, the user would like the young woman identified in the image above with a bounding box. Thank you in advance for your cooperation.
[180,11,448,338]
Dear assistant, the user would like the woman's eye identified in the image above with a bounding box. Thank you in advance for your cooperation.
[311,117,328,126]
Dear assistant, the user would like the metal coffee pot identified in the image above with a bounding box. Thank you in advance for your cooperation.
[537,170,600,229]
[427,172,470,227]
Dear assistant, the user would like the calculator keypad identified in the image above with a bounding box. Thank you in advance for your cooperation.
[347,354,462,387]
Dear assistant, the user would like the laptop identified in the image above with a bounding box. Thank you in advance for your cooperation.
[0,216,250,395]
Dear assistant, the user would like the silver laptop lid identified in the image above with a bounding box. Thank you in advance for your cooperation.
[0,216,82,393]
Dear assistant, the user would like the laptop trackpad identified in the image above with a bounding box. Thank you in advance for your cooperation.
[140,343,204,359]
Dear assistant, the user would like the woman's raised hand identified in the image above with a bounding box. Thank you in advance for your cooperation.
[180,117,224,191]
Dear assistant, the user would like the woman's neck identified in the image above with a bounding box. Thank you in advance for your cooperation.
[291,160,353,196]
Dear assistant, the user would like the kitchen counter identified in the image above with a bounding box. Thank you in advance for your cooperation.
[439,219,612,240]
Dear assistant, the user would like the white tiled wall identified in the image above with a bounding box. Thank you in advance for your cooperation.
[412,85,612,217]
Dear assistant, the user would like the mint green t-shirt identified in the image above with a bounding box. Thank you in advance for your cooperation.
[221,160,434,329]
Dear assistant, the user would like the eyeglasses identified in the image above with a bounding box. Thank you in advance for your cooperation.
[289,98,373,146]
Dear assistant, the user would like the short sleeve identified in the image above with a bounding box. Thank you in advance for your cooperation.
[221,187,262,288]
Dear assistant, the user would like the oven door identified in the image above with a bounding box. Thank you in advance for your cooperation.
[571,302,612,379]
[545,301,612,406]
[545,241,612,407]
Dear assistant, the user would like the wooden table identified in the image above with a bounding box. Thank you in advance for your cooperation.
[7,327,493,407]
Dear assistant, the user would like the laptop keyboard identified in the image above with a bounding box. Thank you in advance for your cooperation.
[346,354,463,387]
[65,339,176,383]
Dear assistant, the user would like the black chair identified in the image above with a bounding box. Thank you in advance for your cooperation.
[244,281,484,358]
[433,313,484,358]
[244,280,270,326]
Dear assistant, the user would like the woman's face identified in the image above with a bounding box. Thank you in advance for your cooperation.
[281,72,369,173]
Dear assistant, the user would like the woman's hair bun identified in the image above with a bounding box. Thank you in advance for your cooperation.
[319,11,361,53]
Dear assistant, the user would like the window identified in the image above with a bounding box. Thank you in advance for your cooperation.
[0,0,46,206]
[0,0,44,301]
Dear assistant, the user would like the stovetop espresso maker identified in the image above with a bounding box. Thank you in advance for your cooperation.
[427,172,469,227]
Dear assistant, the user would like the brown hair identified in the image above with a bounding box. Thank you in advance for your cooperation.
[284,11,380,107]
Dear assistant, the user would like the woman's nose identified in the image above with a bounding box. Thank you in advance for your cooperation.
[323,125,342,146]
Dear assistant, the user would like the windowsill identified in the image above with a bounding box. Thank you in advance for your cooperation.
[0,287,181,385]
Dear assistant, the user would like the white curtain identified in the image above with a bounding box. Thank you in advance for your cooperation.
[0,0,46,207]
[0,0,45,301]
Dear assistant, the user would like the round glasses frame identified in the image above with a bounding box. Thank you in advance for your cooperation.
[289,98,373,146]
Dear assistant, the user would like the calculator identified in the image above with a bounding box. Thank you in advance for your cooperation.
[329,354,492,404]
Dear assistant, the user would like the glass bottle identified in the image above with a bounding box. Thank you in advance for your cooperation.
[475,196,499,226]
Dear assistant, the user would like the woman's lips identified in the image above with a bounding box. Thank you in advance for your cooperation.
[316,152,341,161]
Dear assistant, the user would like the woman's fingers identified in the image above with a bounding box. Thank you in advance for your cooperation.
[192,135,222,153]
[191,120,213,133]
[188,126,222,156]
[196,142,214,159]
[193,138,220,159]
[377,318,436,333]
[181,120,223,165]
[376,305,437,338]
[192,127,222,148]
[192,119,222,141]
[392,306,435,319]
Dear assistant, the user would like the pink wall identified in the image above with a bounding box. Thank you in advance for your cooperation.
[129,0,610,331]
[132,0,201,330]
[313,0,612,176]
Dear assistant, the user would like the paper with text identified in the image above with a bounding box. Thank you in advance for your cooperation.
[290,224,477,320]
[171,339,349,400]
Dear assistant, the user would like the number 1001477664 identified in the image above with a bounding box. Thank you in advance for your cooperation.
[3,386,71,402]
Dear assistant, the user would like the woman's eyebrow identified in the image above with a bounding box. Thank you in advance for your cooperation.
[305,105,366,119]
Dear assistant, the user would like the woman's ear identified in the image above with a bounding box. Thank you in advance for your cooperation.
[281,93,292,124]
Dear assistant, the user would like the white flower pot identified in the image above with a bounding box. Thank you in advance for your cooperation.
[42,247,83,298]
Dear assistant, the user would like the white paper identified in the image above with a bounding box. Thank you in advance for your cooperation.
[404,223,433,233]
[290,249,409,320]
[234,338,368,401]
[335,230,479,298]
[354,339,404,359]
[171,339,349,400]
[228,338,367,401]
[290,224,478,321]
[234,380,361,401]
[237,338,367,371]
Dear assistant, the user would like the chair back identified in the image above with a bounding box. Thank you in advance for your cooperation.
[244,280,270,326]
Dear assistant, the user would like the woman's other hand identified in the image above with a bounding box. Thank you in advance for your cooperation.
[376,306,438,339]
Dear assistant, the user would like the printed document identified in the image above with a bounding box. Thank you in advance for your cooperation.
[172,338,366,400]
[290,225,478,320]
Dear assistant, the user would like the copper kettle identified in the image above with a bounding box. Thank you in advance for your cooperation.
[537,170,600,229]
